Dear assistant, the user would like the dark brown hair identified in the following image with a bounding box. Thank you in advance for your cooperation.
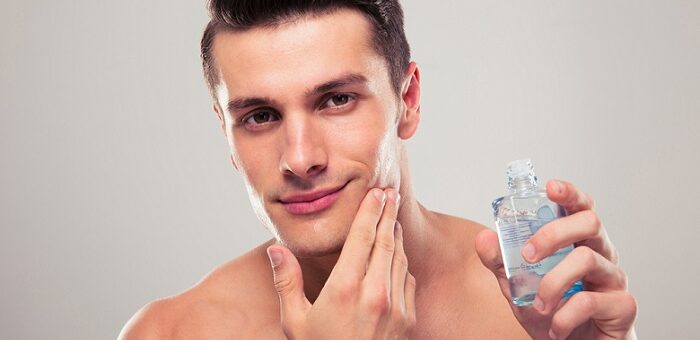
[200,0,411,102]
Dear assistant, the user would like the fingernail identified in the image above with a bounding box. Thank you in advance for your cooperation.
[395,221,402,232]
[548,329,557,340]
[554,180,565,195]
[395,192,401,204]
[522,243,536,261]
[533,296,544,312]
[267,248,283,268]
[373,188,386,203]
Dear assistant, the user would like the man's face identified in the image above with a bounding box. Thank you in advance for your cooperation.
[212,9,414,257]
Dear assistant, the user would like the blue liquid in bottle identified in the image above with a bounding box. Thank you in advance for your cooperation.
[492,159,583,306]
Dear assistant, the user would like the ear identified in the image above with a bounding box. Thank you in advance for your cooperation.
[229,154,239,171]
[213,103,226,136]
[213,103,239,172]
[397,61,421,140]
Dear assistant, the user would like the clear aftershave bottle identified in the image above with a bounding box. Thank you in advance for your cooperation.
[492,159,583,306]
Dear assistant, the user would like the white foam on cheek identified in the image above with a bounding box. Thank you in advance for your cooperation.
[365,57,402,190]
[371,113,402,190]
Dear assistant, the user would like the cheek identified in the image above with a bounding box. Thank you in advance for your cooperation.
[332,110,400,188]
[371,127,401,188]
[231,132,278,177]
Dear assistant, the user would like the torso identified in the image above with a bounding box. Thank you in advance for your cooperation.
[143,213,530,339]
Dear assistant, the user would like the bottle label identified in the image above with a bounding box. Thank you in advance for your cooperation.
[497,205,573,278]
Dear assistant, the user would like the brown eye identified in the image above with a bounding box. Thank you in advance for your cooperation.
[245,111,279,125]
[330,94,349,106]
[323,93,355,109]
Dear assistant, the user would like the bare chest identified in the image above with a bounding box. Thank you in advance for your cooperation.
[409,289,527,339]
[168,264,526,339]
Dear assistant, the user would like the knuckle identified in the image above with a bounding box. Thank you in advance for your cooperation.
[581,210,602,235]
[574,292,597,314]
[621,292,639,319]
[376,238,395,253]
[550,311,571,336]
[273,277,295,296]
[365,287,390,314]
[574,246,597,270]
[394,253,409,269]
[332,280,359,302]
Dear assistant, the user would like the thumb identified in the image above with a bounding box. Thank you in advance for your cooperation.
[474,229,505,277]
[474,229,513,301]
[266,245,311,322]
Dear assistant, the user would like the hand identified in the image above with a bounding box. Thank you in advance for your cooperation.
[266,188,416,340]
[476,180,638,339]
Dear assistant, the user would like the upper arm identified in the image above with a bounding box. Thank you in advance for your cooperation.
[118,301,166,340]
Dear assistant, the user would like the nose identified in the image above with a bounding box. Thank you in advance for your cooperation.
[279,114,328,180]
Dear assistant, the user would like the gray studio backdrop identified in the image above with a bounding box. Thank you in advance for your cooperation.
[1,1,697,339]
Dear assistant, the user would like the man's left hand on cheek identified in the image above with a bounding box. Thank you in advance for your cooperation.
[477,180,638,340]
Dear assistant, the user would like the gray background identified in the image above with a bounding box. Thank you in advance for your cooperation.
[1,0,697,339]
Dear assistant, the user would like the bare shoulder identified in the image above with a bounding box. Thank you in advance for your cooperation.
[424,210,530,339]
[118,299,167,340]
[119,239,284,339]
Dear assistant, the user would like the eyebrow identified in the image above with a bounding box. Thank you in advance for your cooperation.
[305,73,368,98]
[226,73,368,115]
[227,96,276,114]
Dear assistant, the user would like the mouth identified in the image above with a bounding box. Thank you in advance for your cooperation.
[279,181,349,215]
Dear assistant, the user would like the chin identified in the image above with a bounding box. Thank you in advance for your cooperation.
[271,223,344,258]
[271,216,349,258]
[284,238,345,258]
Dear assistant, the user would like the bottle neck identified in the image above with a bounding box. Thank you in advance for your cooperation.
[509,175,538,193]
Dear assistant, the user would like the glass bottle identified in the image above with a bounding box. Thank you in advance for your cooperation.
[492,159,583,306]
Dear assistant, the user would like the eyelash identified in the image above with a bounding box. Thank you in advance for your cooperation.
[239,110,280,129]
[237,93,357,129]
[320,93,356,110]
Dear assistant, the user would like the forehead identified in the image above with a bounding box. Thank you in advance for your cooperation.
[211,9,388,104]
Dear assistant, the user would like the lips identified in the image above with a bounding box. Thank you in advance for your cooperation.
[279,182,348,215]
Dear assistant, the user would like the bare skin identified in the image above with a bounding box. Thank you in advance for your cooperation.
[120,8,636,339]
[120,202,528,339]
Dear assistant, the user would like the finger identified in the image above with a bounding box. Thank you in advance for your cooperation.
[522,210,616,264]
[332,188,386,281]
[546,179,595,214]
[404,272,417,328]
[475,229,506,279]
[389,222,408,313]
[365,189,400,285]
[267,245,312,328]
[534,246,627,314]
[474,229,512,301]
[549,291,638,340]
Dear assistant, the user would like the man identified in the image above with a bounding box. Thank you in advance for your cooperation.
[120,1,637,338]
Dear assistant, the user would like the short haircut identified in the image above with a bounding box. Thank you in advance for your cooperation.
[200,0,411,103]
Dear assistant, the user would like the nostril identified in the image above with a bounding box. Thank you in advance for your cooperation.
[306,164,326,176]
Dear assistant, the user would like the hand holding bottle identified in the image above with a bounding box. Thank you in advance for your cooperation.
[476,179,638,339]
[266,188,416,340]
